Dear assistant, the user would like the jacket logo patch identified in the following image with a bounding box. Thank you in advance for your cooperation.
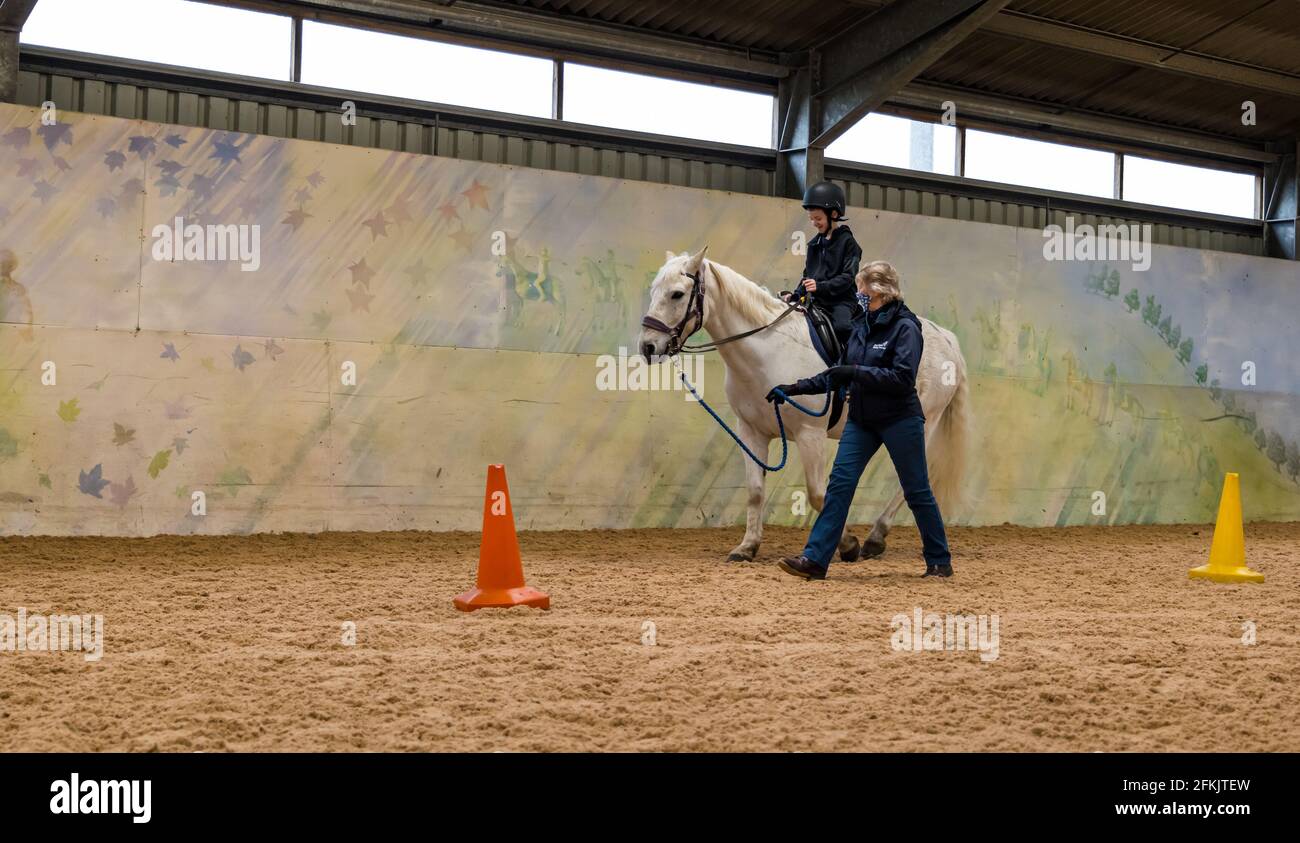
[872,342,888,350]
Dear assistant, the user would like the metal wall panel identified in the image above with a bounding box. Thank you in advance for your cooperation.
[14,68,1260,257]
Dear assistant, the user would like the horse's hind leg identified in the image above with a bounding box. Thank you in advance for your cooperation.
[863,489,906,559]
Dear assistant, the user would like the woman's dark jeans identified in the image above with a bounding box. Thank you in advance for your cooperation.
[802,415,951,571]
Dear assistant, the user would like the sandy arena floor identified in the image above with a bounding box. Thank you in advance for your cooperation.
[1,523,1297,752]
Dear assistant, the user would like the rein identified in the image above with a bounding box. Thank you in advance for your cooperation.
[645,261,833,472]
[640,264,802,356]
[674,358,835,473]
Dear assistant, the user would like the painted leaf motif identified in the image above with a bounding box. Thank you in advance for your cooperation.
[112,423,136,446]
[109,475,137,508]
[148,449,171,479]
[232,345,256,371]
[218,466,252,497]
[78,464,110,498]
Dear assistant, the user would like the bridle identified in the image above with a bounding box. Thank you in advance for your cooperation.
[640,268,707,356]
[641,261,800,356]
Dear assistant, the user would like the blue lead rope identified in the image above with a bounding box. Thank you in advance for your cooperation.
[675,367,836,472]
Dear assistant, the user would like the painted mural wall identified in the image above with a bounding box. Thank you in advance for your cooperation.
[0,102,1296,536]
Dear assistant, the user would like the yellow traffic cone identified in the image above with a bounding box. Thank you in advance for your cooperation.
[1189,472,1264,584]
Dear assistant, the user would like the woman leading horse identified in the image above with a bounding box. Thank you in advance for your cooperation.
[768,261,954,580]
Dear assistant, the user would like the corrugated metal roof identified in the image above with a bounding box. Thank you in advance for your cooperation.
[482,0,1300,139]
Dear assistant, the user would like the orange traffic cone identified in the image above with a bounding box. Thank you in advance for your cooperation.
[454,464,550,611]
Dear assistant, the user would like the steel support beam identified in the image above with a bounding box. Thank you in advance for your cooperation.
[836,0,1300,99]
[983,11,1300,100]
[0,0,38,103]
[774,0,1008,198]
[815,0,1009,146]
[1263,139,1298,260]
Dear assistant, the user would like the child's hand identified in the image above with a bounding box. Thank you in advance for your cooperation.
[801,278,818,293]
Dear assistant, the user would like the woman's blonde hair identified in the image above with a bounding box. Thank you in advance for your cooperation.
[857,260,902,303]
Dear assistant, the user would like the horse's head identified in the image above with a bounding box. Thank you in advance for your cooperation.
[639,246,708,362]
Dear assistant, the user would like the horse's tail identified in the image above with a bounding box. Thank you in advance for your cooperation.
[928,348,970,521]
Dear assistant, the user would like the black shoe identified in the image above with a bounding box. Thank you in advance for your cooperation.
[922,563,953,578]
[778,556,827,580]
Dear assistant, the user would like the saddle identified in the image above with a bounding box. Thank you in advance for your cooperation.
[803,304,847,430]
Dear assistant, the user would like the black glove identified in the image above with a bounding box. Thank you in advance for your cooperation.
[766,383,800,403]
[826,365,859,387]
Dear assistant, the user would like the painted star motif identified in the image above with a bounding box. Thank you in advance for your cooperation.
[460,179,490,211]
[362,210,389,240]
[282,207,312,231]
[346,286,374,313]
[104,150,126,171]
[449,227,477,253]
[263,338,284,360]
[348,258,375,290]
[293,186,312,205]
[306,169,326,189]
[311,309,332,331]
[386,195,413,224]
[436,200,459,222]
[16,158,38,177]
[404,258,431,287]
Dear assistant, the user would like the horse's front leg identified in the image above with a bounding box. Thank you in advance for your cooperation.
[727,418,770,562]
[795,428,861,562]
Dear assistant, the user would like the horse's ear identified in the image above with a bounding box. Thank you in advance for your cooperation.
[665,250,678,263]
[685,245,708,274]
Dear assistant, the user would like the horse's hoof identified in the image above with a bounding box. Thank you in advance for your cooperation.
[838,535,862,563]
[861,536,887,559]
[727,551,755,562]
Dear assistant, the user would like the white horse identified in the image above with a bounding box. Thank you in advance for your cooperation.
[638,247,970,563]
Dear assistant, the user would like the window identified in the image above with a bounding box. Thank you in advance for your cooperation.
[1123,155,1257,219]
[964,130,1115,198]
[300,22,553,117]
[827,113,957,176]
[562,63,773,147]
[21,0,291,80]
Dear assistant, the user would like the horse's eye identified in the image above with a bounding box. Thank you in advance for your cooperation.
[671,291,685,300]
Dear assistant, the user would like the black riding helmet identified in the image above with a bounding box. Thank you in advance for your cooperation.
[801,180,847,222]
